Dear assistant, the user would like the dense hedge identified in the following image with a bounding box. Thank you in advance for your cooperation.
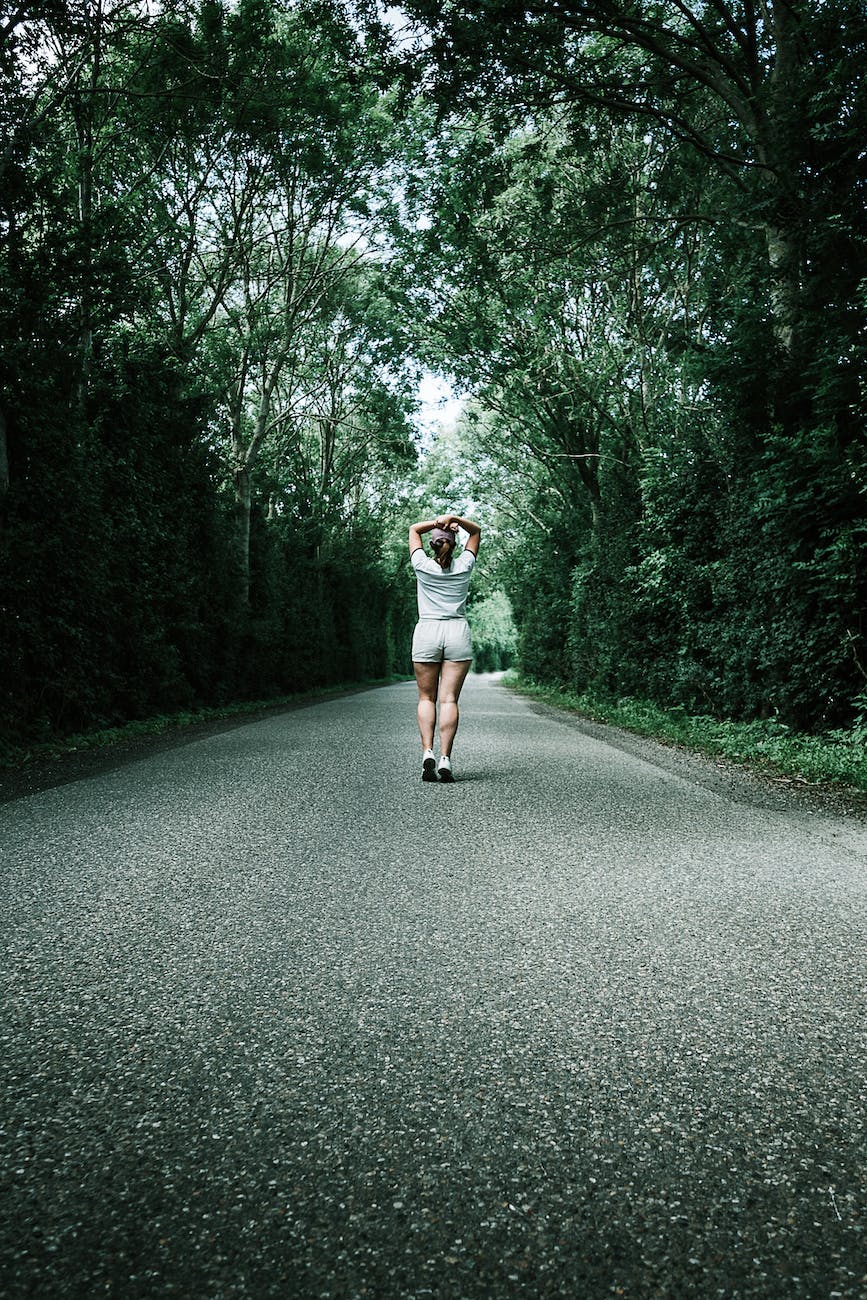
[504,425,867,734]
[0,349,416,751]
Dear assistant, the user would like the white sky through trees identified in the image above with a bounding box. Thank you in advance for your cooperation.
[416,372,463,442]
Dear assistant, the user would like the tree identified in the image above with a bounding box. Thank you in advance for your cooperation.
[378,3,867,726]
[117,0,403,601]
[257,261,418,535]
[394,0,867,420]
[391,102,721,529]
[0,0,422,743]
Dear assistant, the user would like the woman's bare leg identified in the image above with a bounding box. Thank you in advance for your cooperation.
[414,661,441,751]
[437,659,472,757]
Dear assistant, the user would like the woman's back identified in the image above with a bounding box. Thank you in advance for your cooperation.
[411,548,476,619]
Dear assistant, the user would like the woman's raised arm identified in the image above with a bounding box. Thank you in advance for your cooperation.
[408,518,438,554]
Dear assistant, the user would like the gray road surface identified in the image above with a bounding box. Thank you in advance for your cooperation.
[1,675,866,1298]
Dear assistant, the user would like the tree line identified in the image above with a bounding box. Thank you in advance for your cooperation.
[2,0,865,748]
[391,0,867,730]
[0,0,422,747]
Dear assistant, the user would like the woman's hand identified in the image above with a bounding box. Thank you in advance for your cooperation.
[439,514,481,555]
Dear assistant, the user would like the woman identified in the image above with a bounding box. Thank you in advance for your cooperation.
[408,512,481,782]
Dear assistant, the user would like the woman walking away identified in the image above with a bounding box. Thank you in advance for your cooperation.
[408,513,481,782]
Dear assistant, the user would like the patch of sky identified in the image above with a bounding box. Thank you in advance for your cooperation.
[415,372,465,446]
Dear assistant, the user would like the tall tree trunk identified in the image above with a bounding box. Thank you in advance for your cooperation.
[760,0,804,356]
[764,222,799,353]
[231,389,274,608]
[233,462,251,608]
[73,0,103,407]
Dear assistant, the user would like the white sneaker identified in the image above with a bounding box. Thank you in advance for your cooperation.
[422,749,437,782]
[437,755,454,783]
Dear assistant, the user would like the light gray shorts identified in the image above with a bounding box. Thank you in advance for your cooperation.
[412,618,473,663]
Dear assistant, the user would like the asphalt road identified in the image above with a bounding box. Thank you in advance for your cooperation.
[2,675,866,1299]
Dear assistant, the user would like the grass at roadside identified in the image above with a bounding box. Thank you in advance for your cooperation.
[504,674,867,794]
[0,676,412,772]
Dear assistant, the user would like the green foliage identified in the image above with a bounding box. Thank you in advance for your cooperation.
[2,0,866,754]
[0,345,416,747]
[0,0,420,748]
[507,677,867,795]
[388,5,867,737]
[467,589,517,672]
[0,349,231,739]
[502,516,579,687]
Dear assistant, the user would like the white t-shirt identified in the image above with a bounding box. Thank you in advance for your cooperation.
[411,548,476,619]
